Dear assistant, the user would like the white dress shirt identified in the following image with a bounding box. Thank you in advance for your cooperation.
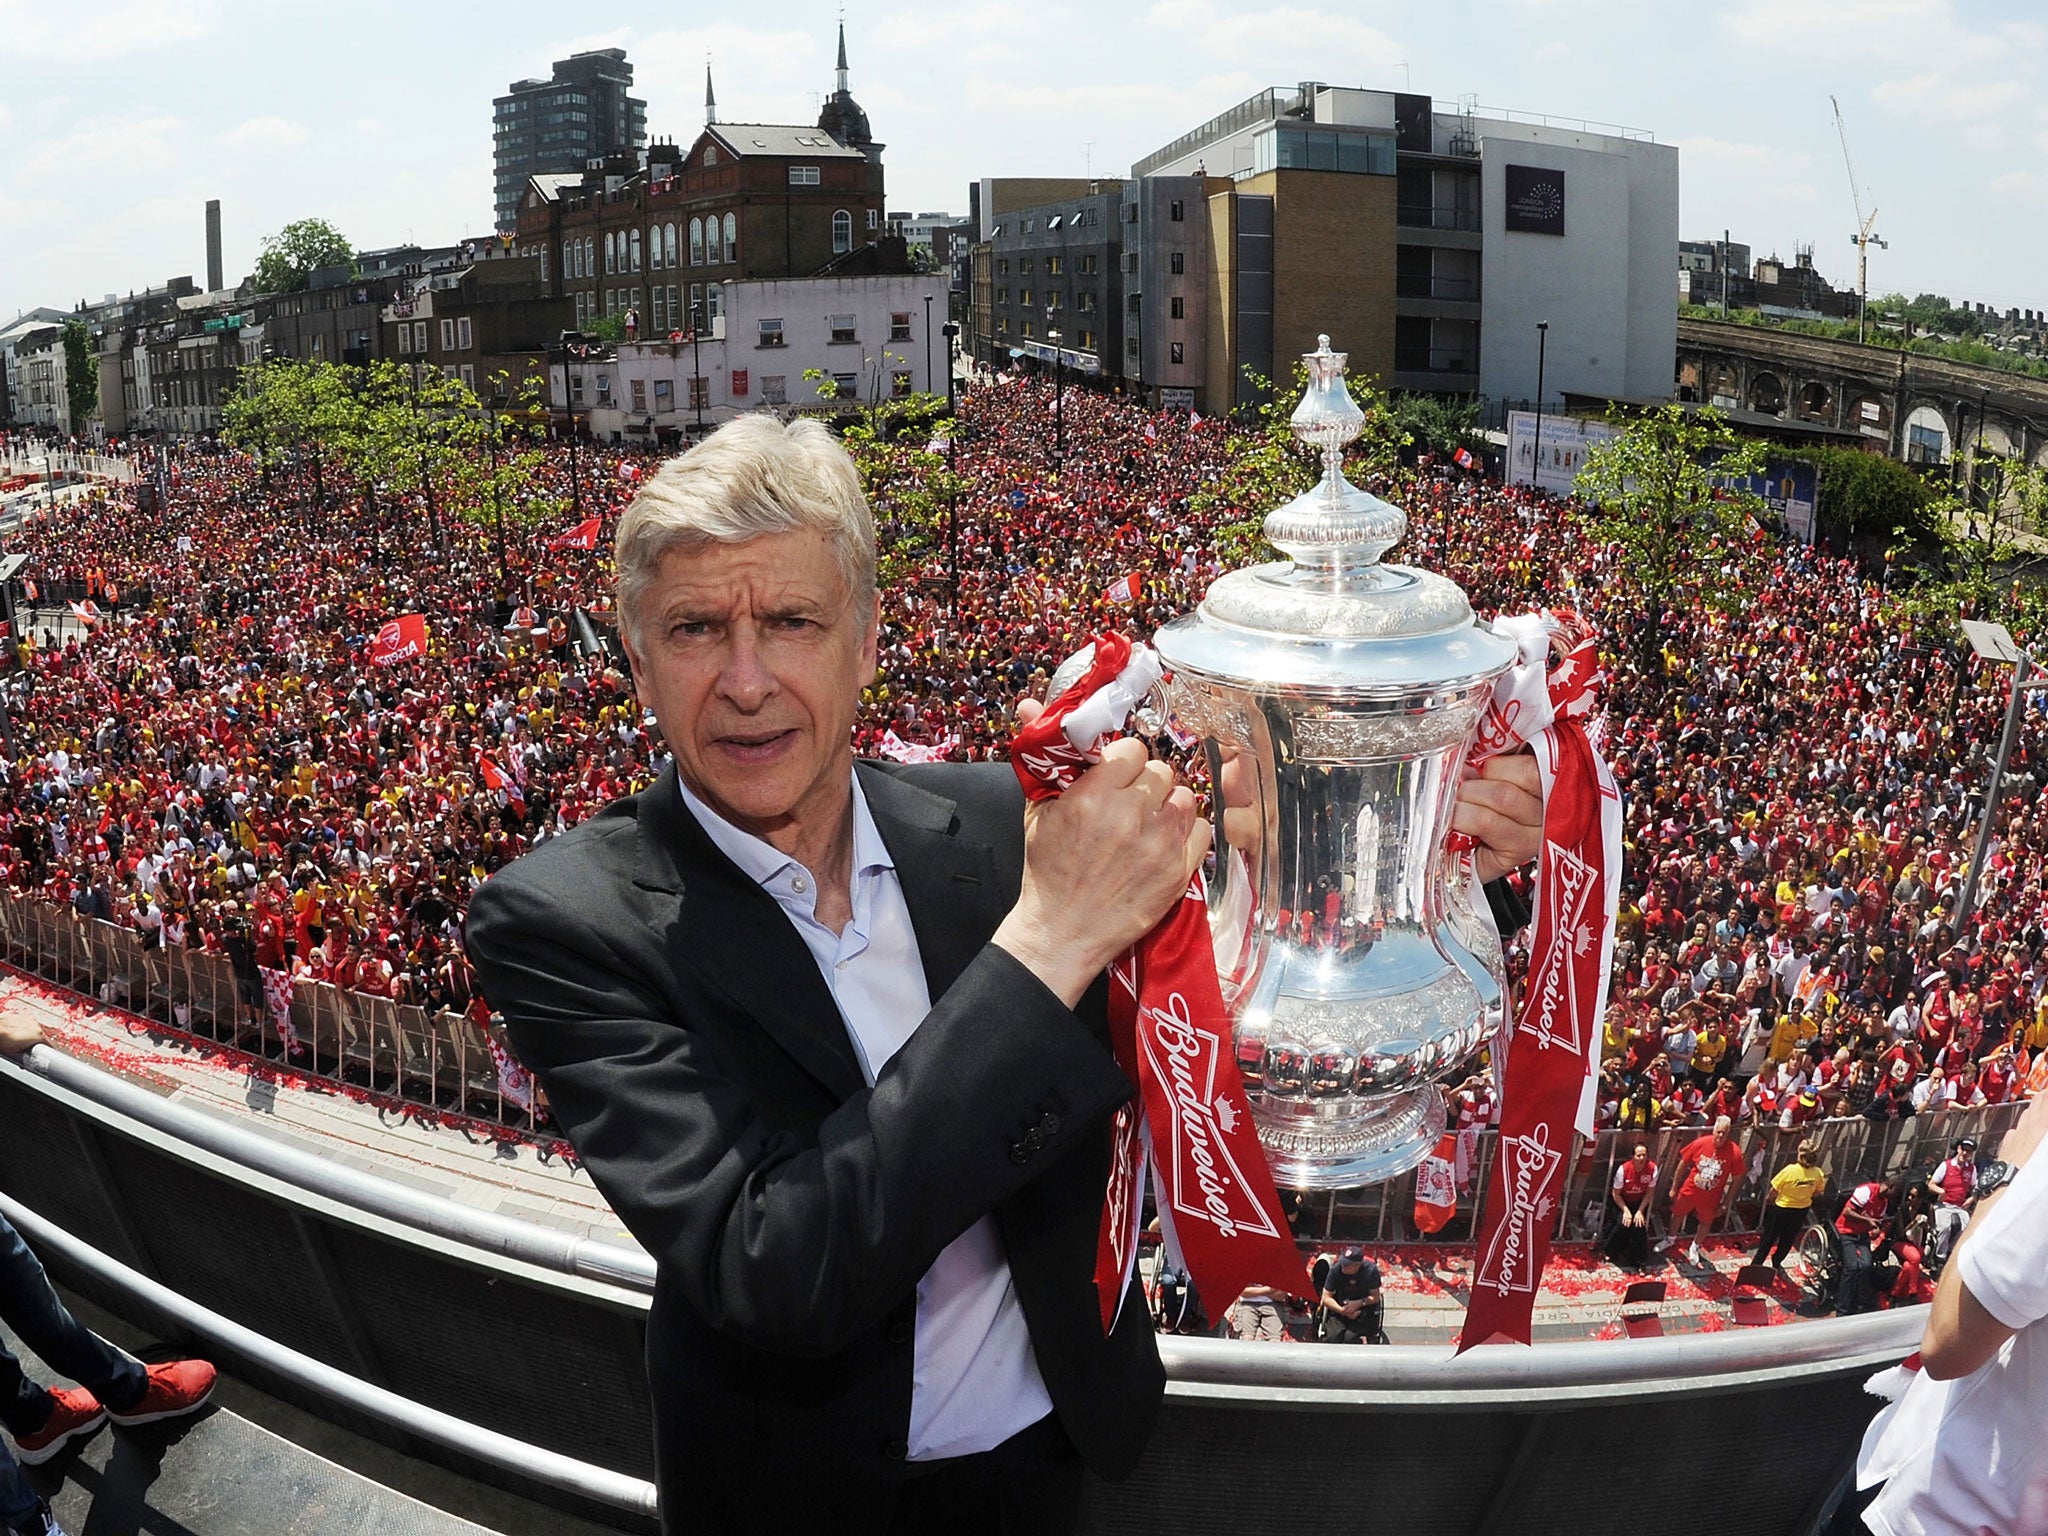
[678,772,1054,1460]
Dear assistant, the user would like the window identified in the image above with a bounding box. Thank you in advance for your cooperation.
[704,144,717,166]
[724,213,737,262]
[1170,199,1184,220]
[1078,291,1096,312]
[396,324,412,355]
[653,378,673,410]
[1077,331,1094,352]
[630,287,642,314]
[891,370,912,398]
[629,229,642,272]
[832,210,852,254]
[690,217,704,265]
[707,283,723,322]
[997,317,1009,336]
[689,281,703,322]
[664,223,678,268]
[890,312,912,341]
[539,247,548,282]
[1046,291,1063,310]
[1021,320,1035,339]
[867,208,879,230]
[996,258,1009,275]
[595,373,610,398]
[631,379,646,411]
[461,363,475,388]
[1170,297,1184,320]
[829,314,857,344]
[1019,257,1033,273]
[649,226,662,270]
[997,287,1010,305]
[604,232,615,273]
[832,371,858,396]
[666,284,680,325]
[570,372,585,403]
[652,289,666,331]
[1080,254,1097,274]
[761,374,787,403]
[689,376,708,409]
[1046,256,1063,275]
[1020,288,1033,307]
[1170,341,1185,364]
[575,293,587,327]
[706,216,722,265]
[583,237,594,277]
[758,318,784,347]
[457,316,473,349]
[1127,293,1141,314]
[439,319,455,350]
[1169,251,1185,275]
[789,164,820,185]
[564,240,576,278]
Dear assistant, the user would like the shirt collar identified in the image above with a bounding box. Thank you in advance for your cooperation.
[677,769,895,890]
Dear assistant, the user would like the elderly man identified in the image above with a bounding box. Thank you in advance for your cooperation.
[465,417,1541,1532]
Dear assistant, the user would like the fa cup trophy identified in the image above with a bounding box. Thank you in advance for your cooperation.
[1152,336,1520,1188]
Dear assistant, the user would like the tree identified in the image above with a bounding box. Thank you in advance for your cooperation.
[61,320,99,435]
[1808,445,1941,548]
[1573,403,1766,665]
[1387,391,1482,462]
[251,218,355,295]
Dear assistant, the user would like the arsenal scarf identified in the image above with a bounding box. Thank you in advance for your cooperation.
[1458,611,1623,1350]
[1011,634,1310,1331]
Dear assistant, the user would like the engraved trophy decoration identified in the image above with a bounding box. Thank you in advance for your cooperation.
[1152,336,1520,1189]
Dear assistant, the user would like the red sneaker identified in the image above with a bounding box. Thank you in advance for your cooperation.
[12,1386,107,1465]
[105,1360,216,1426]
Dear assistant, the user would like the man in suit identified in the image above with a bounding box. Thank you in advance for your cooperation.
[466,416,1544,1532]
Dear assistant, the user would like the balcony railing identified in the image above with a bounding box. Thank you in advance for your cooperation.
[1395,274,1481,302]
[1396,203,1481,232]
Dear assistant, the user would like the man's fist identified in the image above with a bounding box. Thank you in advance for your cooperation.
[0,1016,46,1059]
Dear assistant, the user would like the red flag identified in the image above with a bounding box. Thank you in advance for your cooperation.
[547,516,601,551]
[369,613,428,667]
[1106,571,1142,605]
[477,755,507,793]
[69,600,101,626]
[1454,446,1476,469]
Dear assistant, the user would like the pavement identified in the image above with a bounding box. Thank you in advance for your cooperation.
[5,967,1834,1344]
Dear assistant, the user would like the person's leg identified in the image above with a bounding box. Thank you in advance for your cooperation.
[1837,1238,1874,1315]
[0,1216,144,1420]
[0,1437,40,1534]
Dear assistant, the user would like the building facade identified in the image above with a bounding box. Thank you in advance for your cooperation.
[976,185,1126,381]
[493,49,647,232]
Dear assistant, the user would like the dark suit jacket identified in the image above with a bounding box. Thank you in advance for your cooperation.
[465,758,1164,1531]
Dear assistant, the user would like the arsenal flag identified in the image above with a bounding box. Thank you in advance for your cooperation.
[547,516,601,551]
[1454,446,1476,469]
[369,613,428,667]
[68,600,102,626]
[1106,571,1143,605]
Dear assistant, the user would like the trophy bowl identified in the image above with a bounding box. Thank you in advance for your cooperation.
[1153,336,1519,1189]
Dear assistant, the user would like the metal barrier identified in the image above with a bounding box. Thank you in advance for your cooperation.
[0,450,135,483]
[1262,1099,2032,1252]
[0,891,542,1139]
[0,1052,1914,1536]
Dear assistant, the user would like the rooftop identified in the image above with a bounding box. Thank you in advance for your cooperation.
[707,123,867,159]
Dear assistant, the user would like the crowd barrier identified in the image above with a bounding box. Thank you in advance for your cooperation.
[0,891,539,1135]
[1291,1094,2031,1251]
[0,450,135,483]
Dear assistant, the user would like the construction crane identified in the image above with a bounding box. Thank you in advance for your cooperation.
[1832,94,1888,344]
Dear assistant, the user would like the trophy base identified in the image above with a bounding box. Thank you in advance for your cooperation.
[1254,1084,1448,1191]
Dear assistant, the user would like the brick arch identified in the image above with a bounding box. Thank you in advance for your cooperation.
[1749,371,1785,416]
[1794,379,1833,423]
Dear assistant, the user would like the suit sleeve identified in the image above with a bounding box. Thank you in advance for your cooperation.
[465,868,1134,1359]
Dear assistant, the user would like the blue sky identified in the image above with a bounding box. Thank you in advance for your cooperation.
[2,0,2043,319]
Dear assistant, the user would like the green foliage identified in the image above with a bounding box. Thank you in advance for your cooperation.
[1574,404,1765,624]
[586,314,628,343]
[250,218,355,295]
[1679,303,2048,381]
[1386,392,1482,460]
[1806,446,1942,547]
[802,364,962,594]
[60,320,99,434]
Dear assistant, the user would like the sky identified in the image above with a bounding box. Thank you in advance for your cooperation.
[2,0,2045,323]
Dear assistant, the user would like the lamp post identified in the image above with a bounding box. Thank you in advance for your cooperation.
[1528,321,1549,491]
[1046,306,1063,471]
[690,302,706,439]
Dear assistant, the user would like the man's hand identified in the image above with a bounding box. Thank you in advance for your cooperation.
[1453,748,1544,884]
[0,1016,45,1059]
[2000,1084,2048,1169]
[995,734,1210,1007]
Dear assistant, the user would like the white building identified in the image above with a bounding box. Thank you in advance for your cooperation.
[554,271,949,443]
[0,310,69,429]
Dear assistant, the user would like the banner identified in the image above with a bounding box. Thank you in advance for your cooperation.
[547,516,601,551]
[1106,572,1143,605]
[370,613,428,667]
[1505,411,1619,496]
[877,729,957,764]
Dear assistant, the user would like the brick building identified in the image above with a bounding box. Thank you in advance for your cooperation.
[510,25,893,339]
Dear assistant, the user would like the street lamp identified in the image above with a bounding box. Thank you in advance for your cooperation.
[1529,321,1549,491]
[1046,306,1063,471]
[690,303,706,439]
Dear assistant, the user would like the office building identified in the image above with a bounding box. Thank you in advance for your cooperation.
[493,49,648,232]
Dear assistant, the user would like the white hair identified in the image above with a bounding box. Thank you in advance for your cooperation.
[615,414,876,650]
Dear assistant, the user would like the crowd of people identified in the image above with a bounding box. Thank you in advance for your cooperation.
[0,377,2040,1209]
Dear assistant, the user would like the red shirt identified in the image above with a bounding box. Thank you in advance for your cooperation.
[1613,1157,1659,1199]
[1835,1181,1888,1239]
[1676,1134,1744,1201]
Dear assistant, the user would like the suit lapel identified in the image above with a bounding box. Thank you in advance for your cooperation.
[855,764,1004,1009]
[633,762,866,1102]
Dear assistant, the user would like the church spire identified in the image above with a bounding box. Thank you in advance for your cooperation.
[835,20,849,95]
[705,60,717,125]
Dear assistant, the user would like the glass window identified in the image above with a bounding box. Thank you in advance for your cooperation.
[833,372,858,395]
[867,208,879,230]
[1170,297,1183,319]
[1338,135,1371,174]
[604,232,615,273]
[665,223,678,267]
[649,225,662,270]
[1307,132,1338,171]
[832,210,852,254]
[724,213,737,261]
[458,317,473,349]
[890,312,912,340]
[829,314,856,344]
[761,374,787,404]
[759,318,784,347]
[1169,251,1185,275]
[706,216,722,265]
[690,218,704,265]
[1170,341,1185,364]
[789,165,820,185]
[630,229,642,271]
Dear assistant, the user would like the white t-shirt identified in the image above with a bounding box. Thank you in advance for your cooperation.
[1858,1144,2048,1534]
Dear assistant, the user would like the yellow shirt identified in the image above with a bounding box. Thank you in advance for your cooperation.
[1767,1014,1802,1064]
[1770,1162,1828,1210]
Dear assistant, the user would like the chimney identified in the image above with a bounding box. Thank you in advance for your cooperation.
[205,200,223,292]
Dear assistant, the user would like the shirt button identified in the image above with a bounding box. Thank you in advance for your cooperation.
[883,1438,908,1461]
[791,875,808,894]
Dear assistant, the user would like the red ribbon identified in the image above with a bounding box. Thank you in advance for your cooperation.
[1459,614,1618,1350]
[1012,635,1309,1331]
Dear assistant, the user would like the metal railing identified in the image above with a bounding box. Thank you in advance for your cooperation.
[0,450,135,483]
[1287,1099,2033,1252]
[0,1188,659,1518]
[0,891,541,1137]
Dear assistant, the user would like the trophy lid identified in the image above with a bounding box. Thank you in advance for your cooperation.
[1155,335,1517,699]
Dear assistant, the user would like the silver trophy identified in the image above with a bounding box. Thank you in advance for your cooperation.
[1153,336,1519,1189]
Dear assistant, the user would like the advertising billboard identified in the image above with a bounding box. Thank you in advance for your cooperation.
[1506,411,1619,495]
